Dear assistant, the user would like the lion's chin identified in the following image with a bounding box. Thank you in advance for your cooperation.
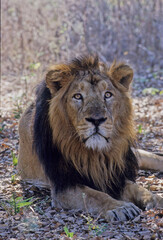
[84,134,108,151]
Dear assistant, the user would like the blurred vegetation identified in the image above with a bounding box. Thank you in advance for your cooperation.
[1,0,163,112]
[2,0,163,74]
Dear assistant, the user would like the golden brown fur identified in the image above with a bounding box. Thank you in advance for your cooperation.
[18,55,163,221]
[47,58,135,191]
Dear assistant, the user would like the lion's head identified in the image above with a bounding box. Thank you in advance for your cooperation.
[46,56,134,150]
[38,55,137,191]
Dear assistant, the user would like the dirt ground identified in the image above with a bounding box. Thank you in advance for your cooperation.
[1,72,163,239]
[1,0,163,239]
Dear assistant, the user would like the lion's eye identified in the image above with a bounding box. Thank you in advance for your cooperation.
[73,93,83,100]
[104,91,112,99]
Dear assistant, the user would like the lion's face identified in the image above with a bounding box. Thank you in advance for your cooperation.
[46,56,134,152]
[66,72,118,150]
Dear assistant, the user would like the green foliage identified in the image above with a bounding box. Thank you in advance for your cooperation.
[1,193,34,215]
[29,62,41,70]
[81,214,107,236]
[11,152,18,184]
[138,125,142,134]
[63,226,74,238]
[137,125,146,135]
[83,215,98,231]
[152,73,158,78]
[11,174,16,184]
[11,151,18,166]
[142,87,160,95]
[8,193,33,215]
[93,223,107,236]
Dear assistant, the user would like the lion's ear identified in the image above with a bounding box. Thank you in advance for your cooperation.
[109,61,133,90]
[46,64,72,93]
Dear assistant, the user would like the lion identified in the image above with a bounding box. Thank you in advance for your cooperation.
[18,55,163,221]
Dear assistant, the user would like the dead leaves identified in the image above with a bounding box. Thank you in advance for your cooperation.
[0,73,163,239]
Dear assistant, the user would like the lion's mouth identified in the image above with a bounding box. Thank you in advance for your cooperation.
[83,132,109,144]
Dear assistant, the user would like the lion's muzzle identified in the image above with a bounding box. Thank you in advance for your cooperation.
[85,117,107,128]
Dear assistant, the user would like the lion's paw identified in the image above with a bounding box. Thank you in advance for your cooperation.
[143,194,163,210]
[154,195,163,209]
[105,202,141,222]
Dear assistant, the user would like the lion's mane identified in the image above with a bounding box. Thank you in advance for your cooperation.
[33,56,138,199]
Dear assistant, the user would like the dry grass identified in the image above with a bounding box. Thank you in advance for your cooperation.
[1,0,163,113]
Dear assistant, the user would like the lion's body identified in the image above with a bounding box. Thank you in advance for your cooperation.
[18,56,163,221]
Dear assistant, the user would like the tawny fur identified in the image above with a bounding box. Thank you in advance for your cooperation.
[47,58,135,191]
[18,55,163,221]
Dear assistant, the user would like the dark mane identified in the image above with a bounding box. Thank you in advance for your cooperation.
[33,58,138,199]
[70,55,100,75]
[72,55,99,68]
[33,83,138,198]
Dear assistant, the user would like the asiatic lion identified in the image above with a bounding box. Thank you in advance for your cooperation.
[18,55,163,221]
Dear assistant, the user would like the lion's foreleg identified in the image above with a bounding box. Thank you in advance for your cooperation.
[132,148,163,171]
[122,180,163,210]
[51,185,141,221]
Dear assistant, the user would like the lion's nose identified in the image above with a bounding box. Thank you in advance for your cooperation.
[85,117,107,127]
